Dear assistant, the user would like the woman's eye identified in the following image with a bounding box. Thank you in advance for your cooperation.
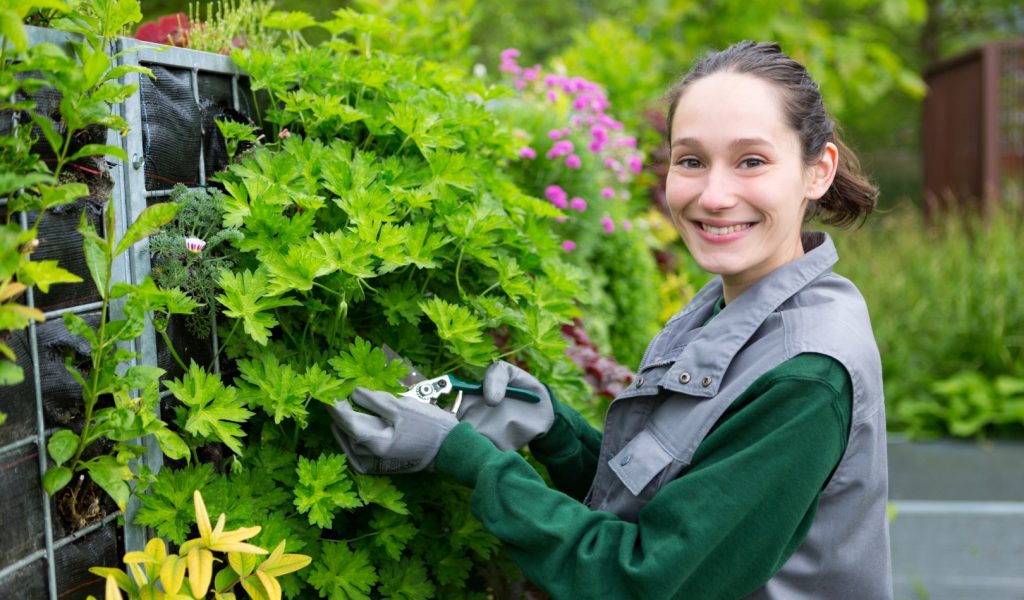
[676,157,702,169]
[740,157,765,168]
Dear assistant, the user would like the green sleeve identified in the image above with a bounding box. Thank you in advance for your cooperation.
[434,354,851,600]
[527,398,603,501]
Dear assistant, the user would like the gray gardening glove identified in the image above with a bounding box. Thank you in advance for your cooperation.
[329,387,458,474]
[456,361,555,451]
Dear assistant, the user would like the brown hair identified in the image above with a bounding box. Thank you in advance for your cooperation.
[664,41,877,227]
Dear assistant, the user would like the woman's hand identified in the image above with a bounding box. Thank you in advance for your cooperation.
[329,387,458,474]
[456,361,555,451]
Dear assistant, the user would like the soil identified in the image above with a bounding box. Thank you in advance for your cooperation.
[55,473,107,532]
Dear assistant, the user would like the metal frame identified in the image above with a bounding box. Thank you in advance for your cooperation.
[1,27,243,598]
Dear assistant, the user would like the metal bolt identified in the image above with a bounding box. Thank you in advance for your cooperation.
[679,372,691,384]
[131,154,145,170]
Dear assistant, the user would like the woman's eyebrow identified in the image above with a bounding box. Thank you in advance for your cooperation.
[670,136,775,150]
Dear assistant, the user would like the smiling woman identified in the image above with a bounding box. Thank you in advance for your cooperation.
[331,41,894,600]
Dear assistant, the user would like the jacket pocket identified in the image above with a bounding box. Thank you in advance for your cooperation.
[608,428,674,497]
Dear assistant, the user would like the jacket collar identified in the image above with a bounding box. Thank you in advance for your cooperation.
[663,232,838,397]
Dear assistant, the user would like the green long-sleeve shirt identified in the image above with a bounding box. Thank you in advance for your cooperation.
[434,353,852,599]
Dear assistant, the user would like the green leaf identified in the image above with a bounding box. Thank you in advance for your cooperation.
[377,557,435,600]
[28,112,62,155]
[166,362,253,455]
[354,473,408,514]
[0,9,29,53]
[43,466,73,496]
[306,542,377,600]
[78,208,110,299]
[121,364,165,389]
[217,268,301,345]
[47,429,80,466]
[420,297,495,366]
[68,144,128,163]
[115,201,180,257]
[235,352,309,425]
[293,454,362,528]
[0,360,24,385]
[152,427,190,461]
[40,183,89,211]
[93,0,143,37]
[85,455,132,512]
[135,464,215,543]
[261,10,316,31]
[373,281,422,327]
[19,260,83,293]
[63,311,99,347]
[369,509,417,561]
[328,337,408,398]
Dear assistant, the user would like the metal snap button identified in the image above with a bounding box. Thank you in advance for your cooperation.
[701,375,713,387]
[620,455,632,466]
[635,376,645,388]
[679,372,691,384]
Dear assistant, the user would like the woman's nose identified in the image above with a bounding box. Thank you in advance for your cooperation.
[697,168,737,212]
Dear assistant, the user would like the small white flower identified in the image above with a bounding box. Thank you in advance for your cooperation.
[185,236,206,253]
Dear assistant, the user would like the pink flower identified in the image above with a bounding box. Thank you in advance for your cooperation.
[549,129,563,140]
[519,146,537,160]
[569,197,587,212]
[514,77,527,90]
[561,240,577,252]
[554,215,568,223]
[546,90,558,103]
[605,158,620,170]
[278,128,291,139]
[622,219,633,231]
[524,66,541,81]
[614,136,637,148]
[565,154,581,169]
[545,185,568,205]
[546,140,575,159]
[601,187,615,199]
[588,140,604,153]
[628,156,643,175]
[500,48,521,62]
[185,236,206,253]
[601,216,615,234]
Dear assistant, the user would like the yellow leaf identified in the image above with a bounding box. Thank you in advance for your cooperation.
[0,281,26,302]
[128,563,148,586]
[7,303,45,322]
[209,540,268,555]
[215,593,237,600]
[105,575,123,600]
[239,576,268,600]
[258,541,312,577]
[194,490,213,543]
[256,570,282,600]
[186,548,213,598]
[228,550,260,578]
[160,555,187,596]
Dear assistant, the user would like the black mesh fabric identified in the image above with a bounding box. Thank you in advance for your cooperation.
[35,310,100,429]
[0,325,36,447]
[54,521,120,600]
[0,198,106,313]
[138,64,202,190]
[0,443,46,566]
[156,313,215,382]
[0,556,48,600]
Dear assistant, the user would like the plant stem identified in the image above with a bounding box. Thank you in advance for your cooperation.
[159,327,188,371]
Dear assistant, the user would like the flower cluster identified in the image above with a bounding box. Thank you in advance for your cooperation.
[133,13,191,46]
[501,48,645,253]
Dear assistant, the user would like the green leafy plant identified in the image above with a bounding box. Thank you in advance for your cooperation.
[149,184,241,340]
[43,200,199,512]
[135,5,596,598]
[90,489,311,600]
[214,118,261,162]
[833,198,1024,438]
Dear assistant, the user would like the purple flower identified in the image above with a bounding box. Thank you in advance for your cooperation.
[569,197,587,212]
[545,184,568,205]
[628,156,643,175]
[614,136,637,148]
[546,90,559,103]
[519,146,537,159]
[601,187,615,199]
[185,236,206,253]
[601,216,615,234]
[565,154,581,169]
[549,129,563,140]
[622,219,633,231]
[524,66,541,81]
[561,240,577,252]
[546,140,575,159]
[588,140,605,153]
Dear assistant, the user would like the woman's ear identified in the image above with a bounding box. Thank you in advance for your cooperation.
[805,142,839,200]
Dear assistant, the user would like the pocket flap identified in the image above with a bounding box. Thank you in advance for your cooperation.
[608,429,674,497]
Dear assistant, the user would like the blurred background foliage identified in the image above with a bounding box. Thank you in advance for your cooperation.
[131,0,1024,438]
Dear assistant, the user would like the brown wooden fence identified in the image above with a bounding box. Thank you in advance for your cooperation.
[923,40,1024,213]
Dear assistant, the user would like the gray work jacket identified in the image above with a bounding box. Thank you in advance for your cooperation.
[585,232,893,599]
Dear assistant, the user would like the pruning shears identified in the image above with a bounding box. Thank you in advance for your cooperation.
[382,345,541,414]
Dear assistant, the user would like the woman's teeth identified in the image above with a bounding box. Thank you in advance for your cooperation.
[700,223,751,235]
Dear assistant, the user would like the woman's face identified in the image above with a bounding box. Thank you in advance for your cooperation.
[665,72,836,301]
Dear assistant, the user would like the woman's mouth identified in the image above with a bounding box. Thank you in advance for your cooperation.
[698,222,754,235]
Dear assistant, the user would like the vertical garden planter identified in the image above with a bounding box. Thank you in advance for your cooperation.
[888,435,1024,599]
[0,26,255,600]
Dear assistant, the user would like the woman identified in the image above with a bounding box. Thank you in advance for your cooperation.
[331,41,892,599]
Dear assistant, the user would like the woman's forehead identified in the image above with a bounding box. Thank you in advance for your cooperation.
[671,72,795,147]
